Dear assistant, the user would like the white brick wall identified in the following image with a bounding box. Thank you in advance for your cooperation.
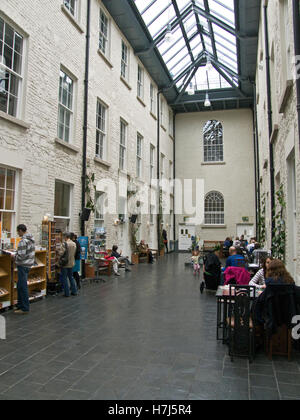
[0,0,174,257]
[256,1,300,283]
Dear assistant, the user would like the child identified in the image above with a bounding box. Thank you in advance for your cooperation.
[191,248,201,276]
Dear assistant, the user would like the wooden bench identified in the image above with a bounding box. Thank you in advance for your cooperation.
[203,241,224,258]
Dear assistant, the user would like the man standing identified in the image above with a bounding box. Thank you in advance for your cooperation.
[14,224,35,314]
[59,232,77,297]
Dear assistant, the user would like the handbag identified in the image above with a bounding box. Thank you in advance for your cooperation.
[59,242,69,267]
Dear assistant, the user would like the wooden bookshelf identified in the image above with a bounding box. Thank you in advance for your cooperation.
[0,254,12,309]
[12,250,47,306]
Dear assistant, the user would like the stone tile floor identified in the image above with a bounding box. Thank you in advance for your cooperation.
[0,253,299,400]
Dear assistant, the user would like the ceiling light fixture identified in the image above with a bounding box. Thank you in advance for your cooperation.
[165,23,173,43]
[187,82,195,96]
[204,92,211,107]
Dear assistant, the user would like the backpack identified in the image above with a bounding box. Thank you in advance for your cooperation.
[59,242,69,267]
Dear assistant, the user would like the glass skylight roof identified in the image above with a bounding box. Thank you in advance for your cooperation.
[134,0,239,94]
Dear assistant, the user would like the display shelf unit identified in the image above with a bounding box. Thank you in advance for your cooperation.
[41,221,62,288]
[13,250,47,305]
[0,254,12,309]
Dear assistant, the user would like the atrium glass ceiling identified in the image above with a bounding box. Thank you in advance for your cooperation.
[134,0,239,93]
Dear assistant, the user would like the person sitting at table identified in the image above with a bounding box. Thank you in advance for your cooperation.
[111,245,132,272]
[138,240,154,264]
[240,235,248,248]
[224,237,231,250]
[247,239,256,254]
[252,259,297,330]
[225,247,246,269]
[233,237,241,247]
[249,256,273,288]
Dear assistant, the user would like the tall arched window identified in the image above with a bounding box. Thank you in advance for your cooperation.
[203,120,223,162]
[205,192,224,225]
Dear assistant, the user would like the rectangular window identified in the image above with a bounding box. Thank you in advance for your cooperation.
[160,154,165,179]
[63,0,78,18]
[150,205,155,224]
[54,180,72,231]
[0,167,17,239]
[150,83,156,114]
[150,145,155,181]
[121,41,128,80]
[96,100,107,160]
[95,191,105,228]
[57,69,74,143]
[137,65,144,99]
[119,120,127,170]
[169,110,174,137]
[0,17,24,118]
[136,134,143,178]
[99,9,109,57]
[160,98,164,126]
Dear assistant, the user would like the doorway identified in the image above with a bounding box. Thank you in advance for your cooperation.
[236,224,254,242]
[179,225,195,251]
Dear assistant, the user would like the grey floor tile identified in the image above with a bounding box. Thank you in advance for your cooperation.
[249,374,277,389]
[278,383,300,399]
[250,386,280,400]
[223,366,248,380]
[276,372,300,385]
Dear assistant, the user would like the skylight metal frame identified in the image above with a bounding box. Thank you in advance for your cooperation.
[134,0,242,96]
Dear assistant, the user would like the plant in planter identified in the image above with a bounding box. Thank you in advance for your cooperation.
[272,184,286,262]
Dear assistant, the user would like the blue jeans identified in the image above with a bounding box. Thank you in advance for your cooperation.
[61,268,77,297]
[17,266,30,312]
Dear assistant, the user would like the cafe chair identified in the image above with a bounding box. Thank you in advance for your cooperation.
[227,285,256,363]
[263,284,296,361]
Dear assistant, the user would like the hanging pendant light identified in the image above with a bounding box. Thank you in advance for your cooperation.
[204,92,211,107]
[187,82,195,96]
[165,23,173,43]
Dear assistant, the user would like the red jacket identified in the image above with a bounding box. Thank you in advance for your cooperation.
[224,267,250,286]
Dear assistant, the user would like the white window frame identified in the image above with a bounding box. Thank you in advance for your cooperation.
[203,120,224,163]
[63,0,79,19]
[169,110,174,137]
[160,97,164,126]
[160,154,165,179]
[119,119,127,171]
[150,144,155,181]
[150,83,156,115]
[0,16,24,119]
[57,68,74,144]
[121,40,129,80]
[54,180,73,231]
[137,65,144,99]
[95,191,105,228]
[99,8,110,58]
[136,133,143,179]
[0,166,18,239]
[204,191,225,225]
[96,99,107,161]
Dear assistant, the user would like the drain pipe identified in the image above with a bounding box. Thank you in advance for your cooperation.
[157,91,162,254]
[252,82,261,240]
[173,111,176,249]
[263,2,275,245]
[293,0,300,152]
[81,0,91,277]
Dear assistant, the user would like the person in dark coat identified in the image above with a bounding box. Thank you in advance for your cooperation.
[253,259,297,334]
[162,229,168,253]
[200,250,221,293]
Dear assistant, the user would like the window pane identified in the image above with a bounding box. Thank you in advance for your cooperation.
[8,95,17,117]
[2,212,13,238]
[5,189,14,210]
[6,170,15,189]
[3,44,13,70]
[4,24,14,48]
[54,182,70,217]
[0,188,4,209]
[0,168,5,188]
